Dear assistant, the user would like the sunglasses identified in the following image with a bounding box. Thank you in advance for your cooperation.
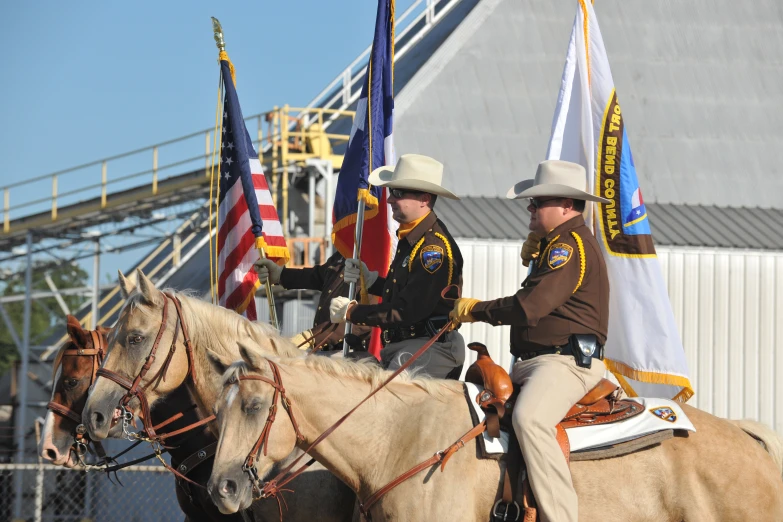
[528,197,564,209]
[389,188,425,199]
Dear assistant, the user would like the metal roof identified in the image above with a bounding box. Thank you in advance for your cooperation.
[393,0,783,209]
[436,197,783,250]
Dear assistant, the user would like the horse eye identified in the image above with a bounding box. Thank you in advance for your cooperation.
[245,402,262,414]
[128,334,144,345]
[64,378,79,389]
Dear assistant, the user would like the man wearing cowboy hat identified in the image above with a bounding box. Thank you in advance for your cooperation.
[329,153,465,379]
[450,160,610,522]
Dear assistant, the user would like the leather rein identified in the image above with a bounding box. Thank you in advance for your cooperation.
[95,292,212,442]
[47,328,109,464]
[233,285,486,520]
[93,292,216,487]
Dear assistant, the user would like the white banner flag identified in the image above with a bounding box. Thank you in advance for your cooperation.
[546,0,693,401]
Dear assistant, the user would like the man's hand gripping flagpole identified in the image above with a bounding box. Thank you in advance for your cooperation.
[257,247,280,331]
[342,198,371,356]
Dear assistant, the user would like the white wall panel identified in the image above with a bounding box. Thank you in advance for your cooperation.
[455,238,783,433]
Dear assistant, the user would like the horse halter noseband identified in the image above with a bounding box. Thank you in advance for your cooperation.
[95,292,203,442]
[47,328,107,458]
[226,359,303,498]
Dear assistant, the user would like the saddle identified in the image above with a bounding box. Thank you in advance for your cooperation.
[464,343,641,440]
[463,343,644,522]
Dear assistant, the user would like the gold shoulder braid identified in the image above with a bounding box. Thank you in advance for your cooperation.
[434,232,454,286]
[570,231,586,293]
[408,233,454,286]
[408,236,427,270]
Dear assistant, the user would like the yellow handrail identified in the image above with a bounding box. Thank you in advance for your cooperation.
[0,106,354,236]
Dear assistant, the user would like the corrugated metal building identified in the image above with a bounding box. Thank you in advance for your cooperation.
[392,0,783,432]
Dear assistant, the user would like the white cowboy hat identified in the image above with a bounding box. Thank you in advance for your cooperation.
[369,154,460,200]
[506,160,610,204]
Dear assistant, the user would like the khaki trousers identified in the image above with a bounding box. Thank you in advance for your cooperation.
[381,331,465,379]
[510,354,606,522]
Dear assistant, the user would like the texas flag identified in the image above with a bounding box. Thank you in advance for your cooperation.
[331,0,398,357]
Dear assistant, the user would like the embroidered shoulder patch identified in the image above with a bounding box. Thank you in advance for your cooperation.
[547,243,573,269]
[420,245,444,274]
[649,406,677,423]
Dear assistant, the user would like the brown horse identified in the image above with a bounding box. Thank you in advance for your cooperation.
[82,270,357,521]
[208,346,783,521]
[39,315,108,467]
[39,316,249,521]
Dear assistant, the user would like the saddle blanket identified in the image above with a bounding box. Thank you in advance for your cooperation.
[464,382,696,455]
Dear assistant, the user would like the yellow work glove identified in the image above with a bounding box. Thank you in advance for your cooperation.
[449,298,481,325]
[520,232,541,267]
[289,329,315,350]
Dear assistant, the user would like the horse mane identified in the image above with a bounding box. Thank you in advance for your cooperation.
[120,288,301,358]
[223,356,460,399]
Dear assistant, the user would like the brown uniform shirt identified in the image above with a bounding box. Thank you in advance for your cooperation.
[470,215,609,357]
[350,211,463,328]
[279,251,370,349]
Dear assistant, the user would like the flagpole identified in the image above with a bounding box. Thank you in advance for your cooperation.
[212,17,280,330]
[342,202,366,356]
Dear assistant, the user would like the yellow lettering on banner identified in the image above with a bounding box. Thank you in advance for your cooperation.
[606,146,616,156]
[607,220,619,239]
[609,114,621,132]
[604,190,620,240]
[605,179,615,189]
[607,137,617,146]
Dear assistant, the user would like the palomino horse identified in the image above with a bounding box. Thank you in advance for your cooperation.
[82,269,357,521]
[40,317,248,521]
[208,346,783,521]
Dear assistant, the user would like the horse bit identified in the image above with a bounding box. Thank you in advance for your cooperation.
[46,328,108,468]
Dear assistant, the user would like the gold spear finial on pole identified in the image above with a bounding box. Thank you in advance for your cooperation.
[211,17,225,52]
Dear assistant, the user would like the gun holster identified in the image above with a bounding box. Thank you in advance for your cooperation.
[568,334,602,369]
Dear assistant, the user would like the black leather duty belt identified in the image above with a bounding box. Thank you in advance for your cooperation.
[381,317,451,347]
[517,340,605,362]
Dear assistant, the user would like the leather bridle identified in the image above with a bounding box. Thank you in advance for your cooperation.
[47,328,108,462]
[225,359,304,496]
[95,293,213,443]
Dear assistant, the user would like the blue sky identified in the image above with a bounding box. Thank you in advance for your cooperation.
[2,0,411,178]
[1,0,413,281]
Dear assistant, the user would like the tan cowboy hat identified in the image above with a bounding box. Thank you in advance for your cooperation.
[369,154,460,200]
[506,160,610,204]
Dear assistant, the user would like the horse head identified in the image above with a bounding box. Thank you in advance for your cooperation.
[207,342,300,514]
[83,269,194,440]
[39,315,108,467]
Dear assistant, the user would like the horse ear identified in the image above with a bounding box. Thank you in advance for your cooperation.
[206,350,229,376]
[118,270,135,299]
[136,269,162,306]
[65,315,91,348]
[238,342,263,370]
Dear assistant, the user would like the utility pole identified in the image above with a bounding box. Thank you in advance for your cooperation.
[13,230,33,521]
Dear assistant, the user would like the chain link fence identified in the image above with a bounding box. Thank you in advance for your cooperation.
[0,463,183,522]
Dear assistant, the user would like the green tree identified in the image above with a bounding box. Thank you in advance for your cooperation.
[0,263,90,376]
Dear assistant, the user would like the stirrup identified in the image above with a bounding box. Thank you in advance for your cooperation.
[492,499,521,522]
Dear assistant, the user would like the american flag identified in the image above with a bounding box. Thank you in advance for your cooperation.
[217,58,289,320]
